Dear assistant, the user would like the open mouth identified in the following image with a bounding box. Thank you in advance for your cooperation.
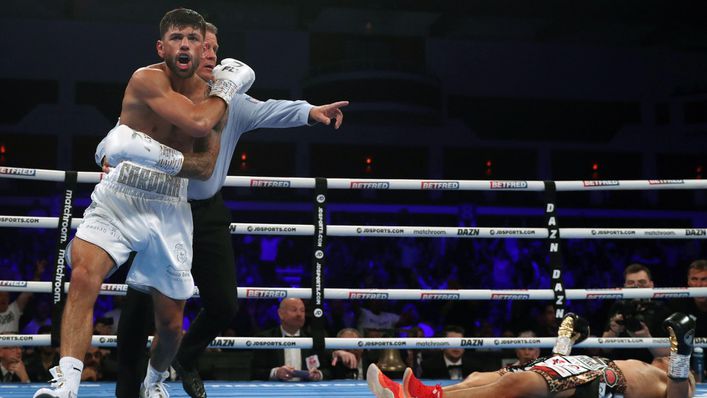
[177,54,191,70]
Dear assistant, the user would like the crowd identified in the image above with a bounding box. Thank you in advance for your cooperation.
[1,219,705,383]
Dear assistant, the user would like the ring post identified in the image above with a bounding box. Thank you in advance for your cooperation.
[51,171,77,347]
[544,180,566,320]
[310,177,327,351]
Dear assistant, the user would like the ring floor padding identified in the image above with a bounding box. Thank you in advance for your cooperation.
[3,381,707,398]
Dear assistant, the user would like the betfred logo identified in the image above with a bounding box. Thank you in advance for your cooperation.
[350,181,390,189]
[0,167,36,176]
[582,180,619,187]
[420,293,460,300]
[490,293,530,300]
[421,181,460,190]
[586,293,624,299]
[652,292,690,298]
[245,289,288,298]
[648,180,684,185]
[250,179,291,188]
[348,292,389,300]
[0,281,27,287]
[686,229,707,236]
[101,284,128,292]
[489,181,528,189]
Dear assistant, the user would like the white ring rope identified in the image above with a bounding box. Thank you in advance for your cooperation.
[2,281,706,300]
[1,334,706,350]
[1,166,706,191]
[1,217,705,240]
[3,167,706,354]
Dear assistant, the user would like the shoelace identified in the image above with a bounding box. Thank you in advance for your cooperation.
[48,366,66,389]
[150,382,169,398]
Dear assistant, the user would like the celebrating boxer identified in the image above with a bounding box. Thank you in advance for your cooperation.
[33,8,252,398]
[99,20,348,398]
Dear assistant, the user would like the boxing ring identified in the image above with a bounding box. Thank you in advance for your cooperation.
[1,167,707,397]
[2,381,707,398]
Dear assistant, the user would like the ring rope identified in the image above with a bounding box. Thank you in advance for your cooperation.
[1,217,705,240]
[3,166,705,353]
[1,281,706,300]
[1,334,706,350]
[1,167,705,191]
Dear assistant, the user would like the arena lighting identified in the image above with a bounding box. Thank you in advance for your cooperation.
[697,165,703,179]
[485,160,492,168]
[240,152,247,162]
[592,162,599,171]
[365,156,373,165]
[0,145,5,154]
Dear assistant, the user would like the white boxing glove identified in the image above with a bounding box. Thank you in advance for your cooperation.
[209,58,255,105]
[103,125,184,175]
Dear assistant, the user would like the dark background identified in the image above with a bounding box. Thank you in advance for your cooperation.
[1,0,706,182]
[1,1,707,339]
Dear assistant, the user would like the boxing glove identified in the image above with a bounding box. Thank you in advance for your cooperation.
[103,125,184,175]
[663,312,696,380]
[209,58,255,105]
[553,313,590,356]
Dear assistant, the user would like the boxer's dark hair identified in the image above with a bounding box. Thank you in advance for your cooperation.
[160,8,206,38]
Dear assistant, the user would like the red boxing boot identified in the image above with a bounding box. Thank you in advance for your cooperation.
[403,368,444,398]
[367,364,405,398]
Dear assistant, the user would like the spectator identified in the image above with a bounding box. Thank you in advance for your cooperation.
[420,325,486,380]
[102,296,124,334]
[250,298,331,381]
[509,330,540,367]
[671,259,707,336]
[81,346,104,382]
[532,304,558,338]
[0,339,29,382]
[0,259,45,333]
[93,318,118,380]
[602,263,672,362]
[670,259,707,381]
[358,301,400,333]
[24,326,59,382]
[20,298,51,335]
[331,328,368,380]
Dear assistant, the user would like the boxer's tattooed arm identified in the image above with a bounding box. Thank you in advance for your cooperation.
[177,129,221,180]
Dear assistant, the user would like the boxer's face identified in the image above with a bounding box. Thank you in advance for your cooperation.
[158,25,203,78]
[198,31,219,82]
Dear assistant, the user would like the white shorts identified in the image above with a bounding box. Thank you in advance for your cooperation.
[69,161,194,300]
